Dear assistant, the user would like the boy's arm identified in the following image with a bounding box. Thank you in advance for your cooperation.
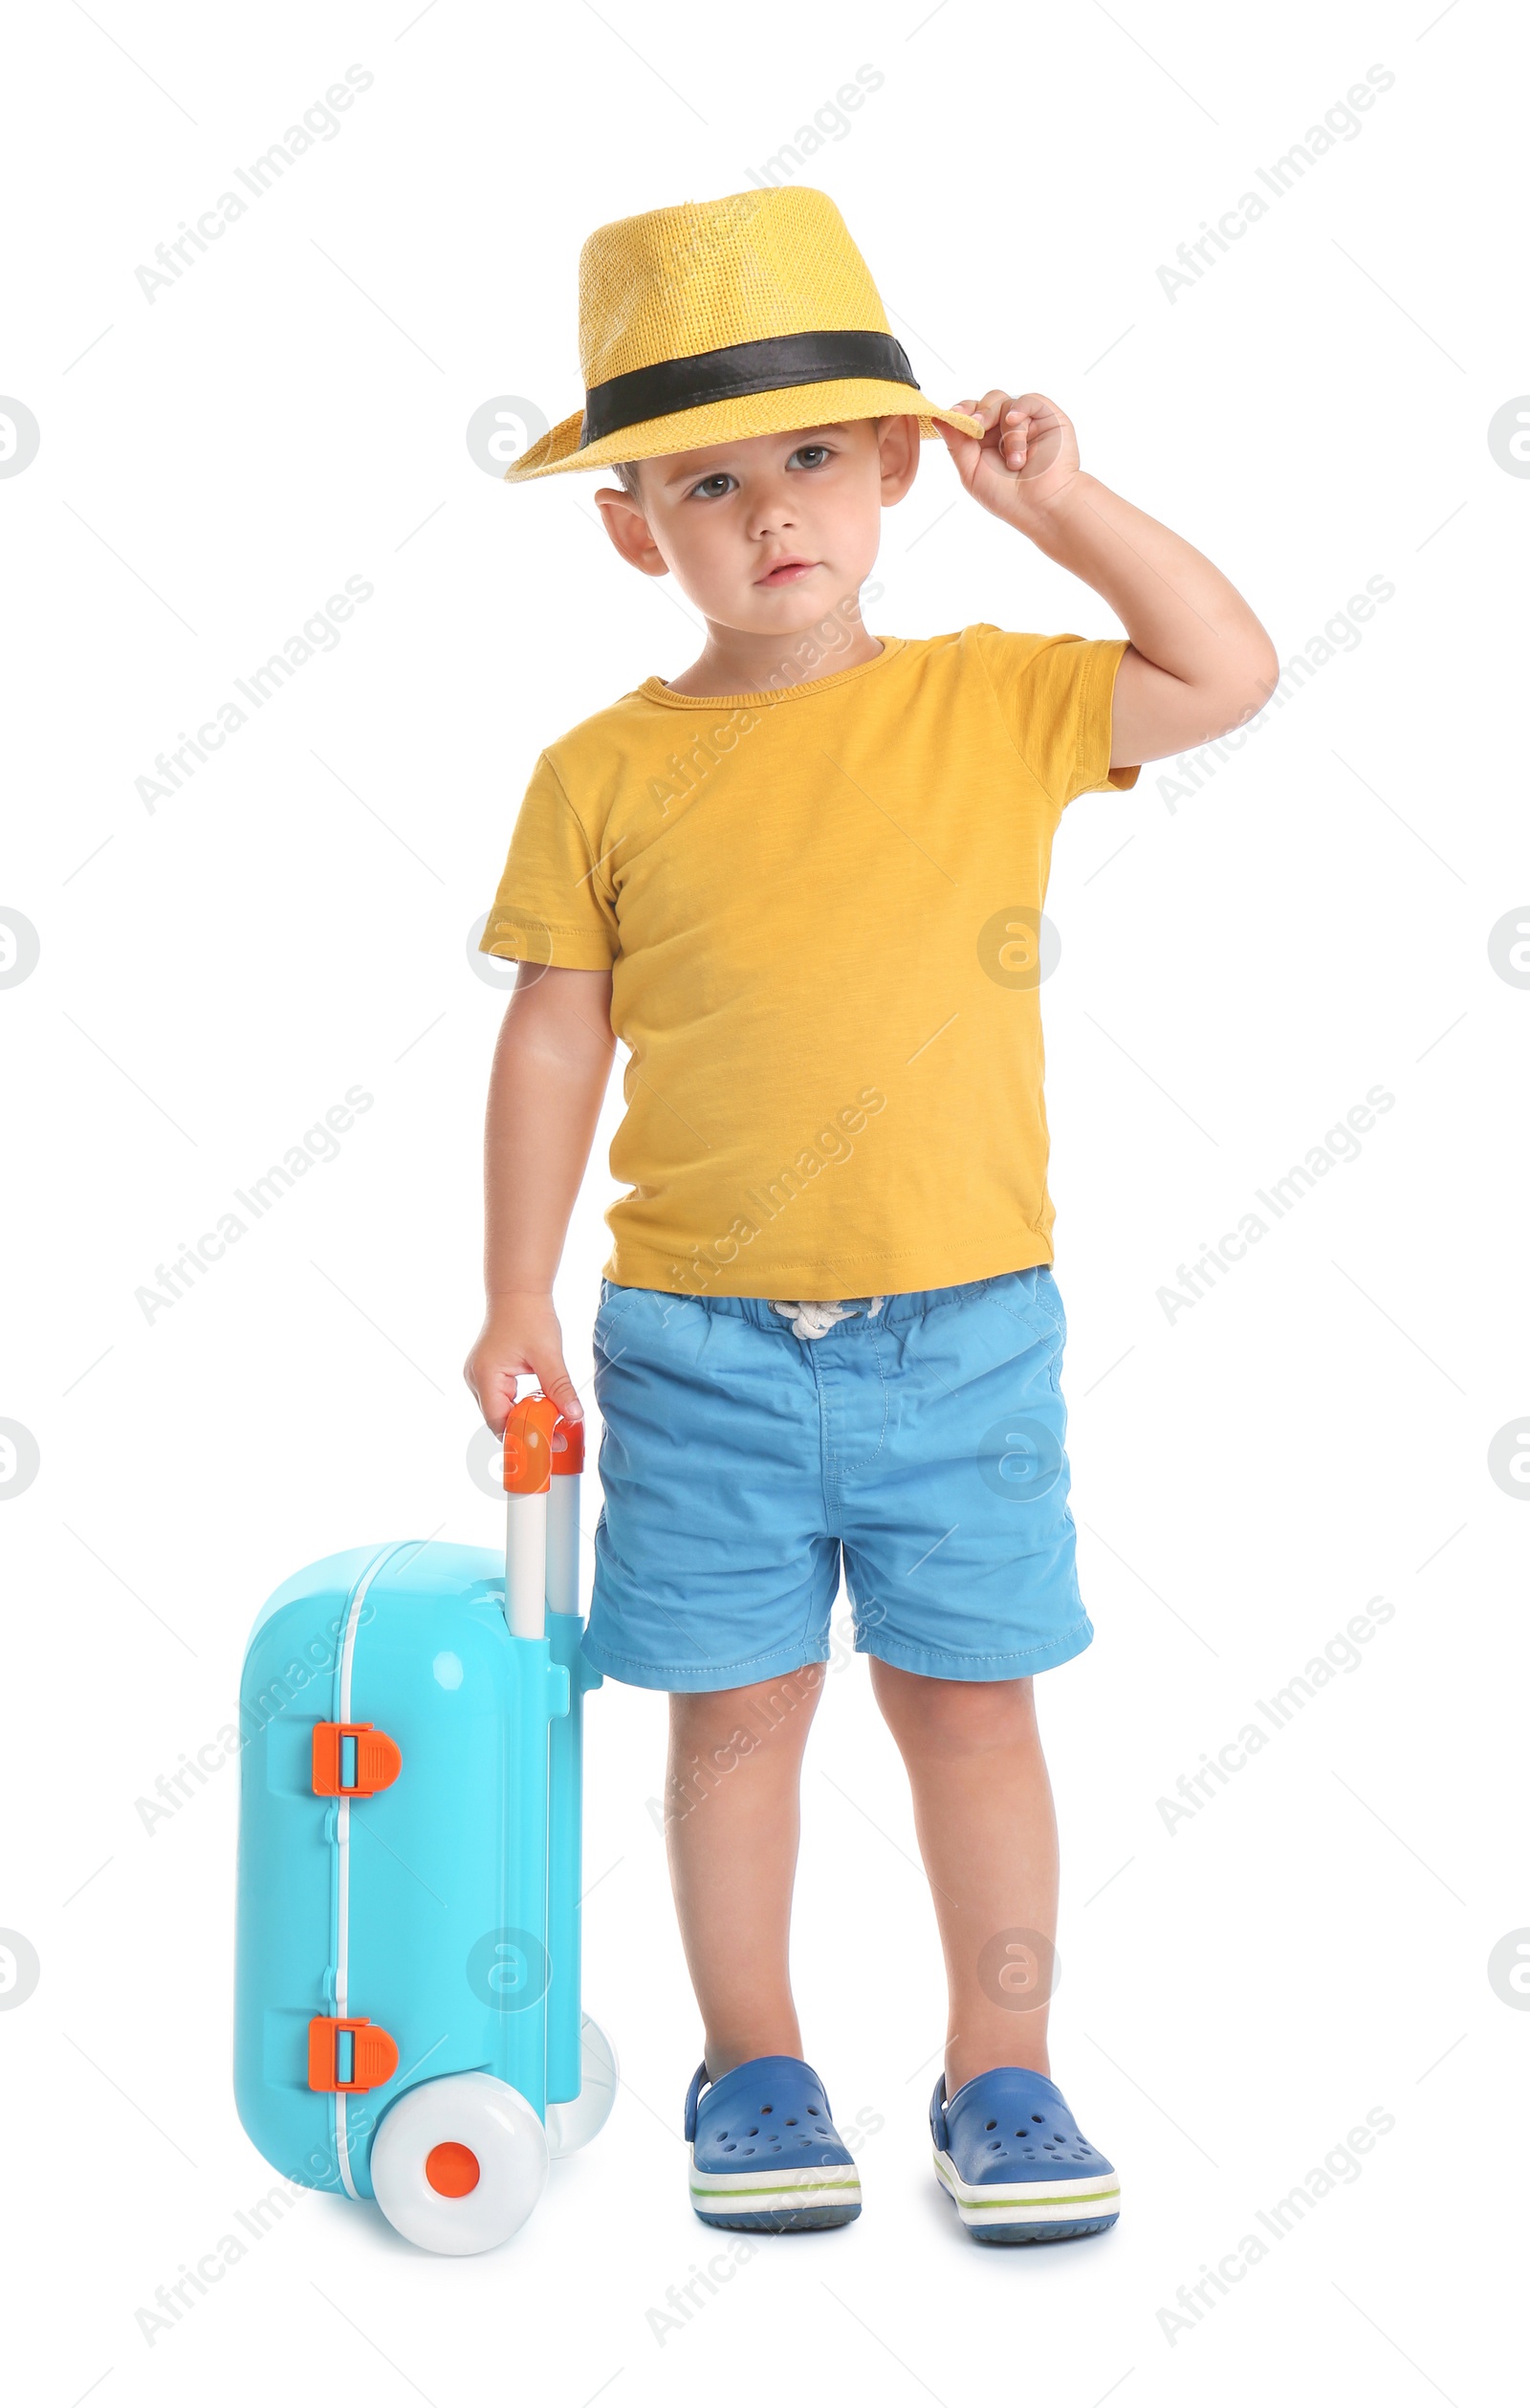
[464,960,616,1436]
[935,389,1279,765]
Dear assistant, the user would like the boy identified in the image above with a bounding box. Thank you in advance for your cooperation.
[466,186,1277,2244]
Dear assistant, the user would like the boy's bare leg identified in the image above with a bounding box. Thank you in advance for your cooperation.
[869,1662,1059,2093]
[664,1665,825,2080]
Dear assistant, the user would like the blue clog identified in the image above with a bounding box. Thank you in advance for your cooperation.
[685,2054,863,2231]
[930,2066,1120,2243]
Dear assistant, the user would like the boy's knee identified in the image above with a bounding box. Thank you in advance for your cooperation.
[875,1665,1037,1755]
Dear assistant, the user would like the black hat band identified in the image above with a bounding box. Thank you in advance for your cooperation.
[579,327,919,449]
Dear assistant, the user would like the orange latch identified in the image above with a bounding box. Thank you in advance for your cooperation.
[503,1392,560,1495]
[551,1412,584,1475]
[307,2015,400,2093]
[312,1721,402,1797]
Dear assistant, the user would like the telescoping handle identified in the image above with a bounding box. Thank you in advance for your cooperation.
[502,1392,584,1636]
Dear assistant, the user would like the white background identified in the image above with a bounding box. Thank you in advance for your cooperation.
[2,1,1524,2401]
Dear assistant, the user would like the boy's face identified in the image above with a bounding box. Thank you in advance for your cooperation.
[593,415,919,633]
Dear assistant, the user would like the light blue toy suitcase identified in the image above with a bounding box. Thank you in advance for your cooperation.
[234,1396,616,2253]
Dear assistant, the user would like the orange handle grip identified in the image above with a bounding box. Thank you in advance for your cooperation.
[503,1392,560,1495]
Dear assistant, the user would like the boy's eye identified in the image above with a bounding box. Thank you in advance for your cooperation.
[687,443,834,498]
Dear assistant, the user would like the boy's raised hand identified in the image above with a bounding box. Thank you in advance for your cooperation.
[933,389,1082,526]
[464,1292,583,1440]
[932,384,1281,777]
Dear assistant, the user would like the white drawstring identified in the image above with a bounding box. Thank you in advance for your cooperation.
[770,1296,885,1341]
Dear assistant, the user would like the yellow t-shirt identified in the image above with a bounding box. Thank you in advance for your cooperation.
[479,624,1139,1299]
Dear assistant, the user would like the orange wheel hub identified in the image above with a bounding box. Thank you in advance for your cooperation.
[425,2141,481,2197]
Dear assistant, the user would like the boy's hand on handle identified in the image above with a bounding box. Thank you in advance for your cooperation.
[472,964,614,1442]
[933,389,1082,530]
[465,1292,583,1439]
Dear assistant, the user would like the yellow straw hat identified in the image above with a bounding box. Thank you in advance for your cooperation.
[504,185,983,484]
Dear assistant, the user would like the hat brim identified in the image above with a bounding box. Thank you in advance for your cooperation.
[502,380,985,483]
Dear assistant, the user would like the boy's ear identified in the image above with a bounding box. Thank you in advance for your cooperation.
[876,413,921,506]
[593,485,669,578]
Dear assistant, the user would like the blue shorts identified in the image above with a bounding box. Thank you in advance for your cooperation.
[583,1266,1091,1693]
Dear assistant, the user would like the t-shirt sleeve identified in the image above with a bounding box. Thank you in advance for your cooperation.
[972,624,1142,810]
[477,750,621,971]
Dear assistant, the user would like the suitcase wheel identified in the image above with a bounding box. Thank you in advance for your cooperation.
[545,2013,620,2159]
[368,2071,549,2254]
